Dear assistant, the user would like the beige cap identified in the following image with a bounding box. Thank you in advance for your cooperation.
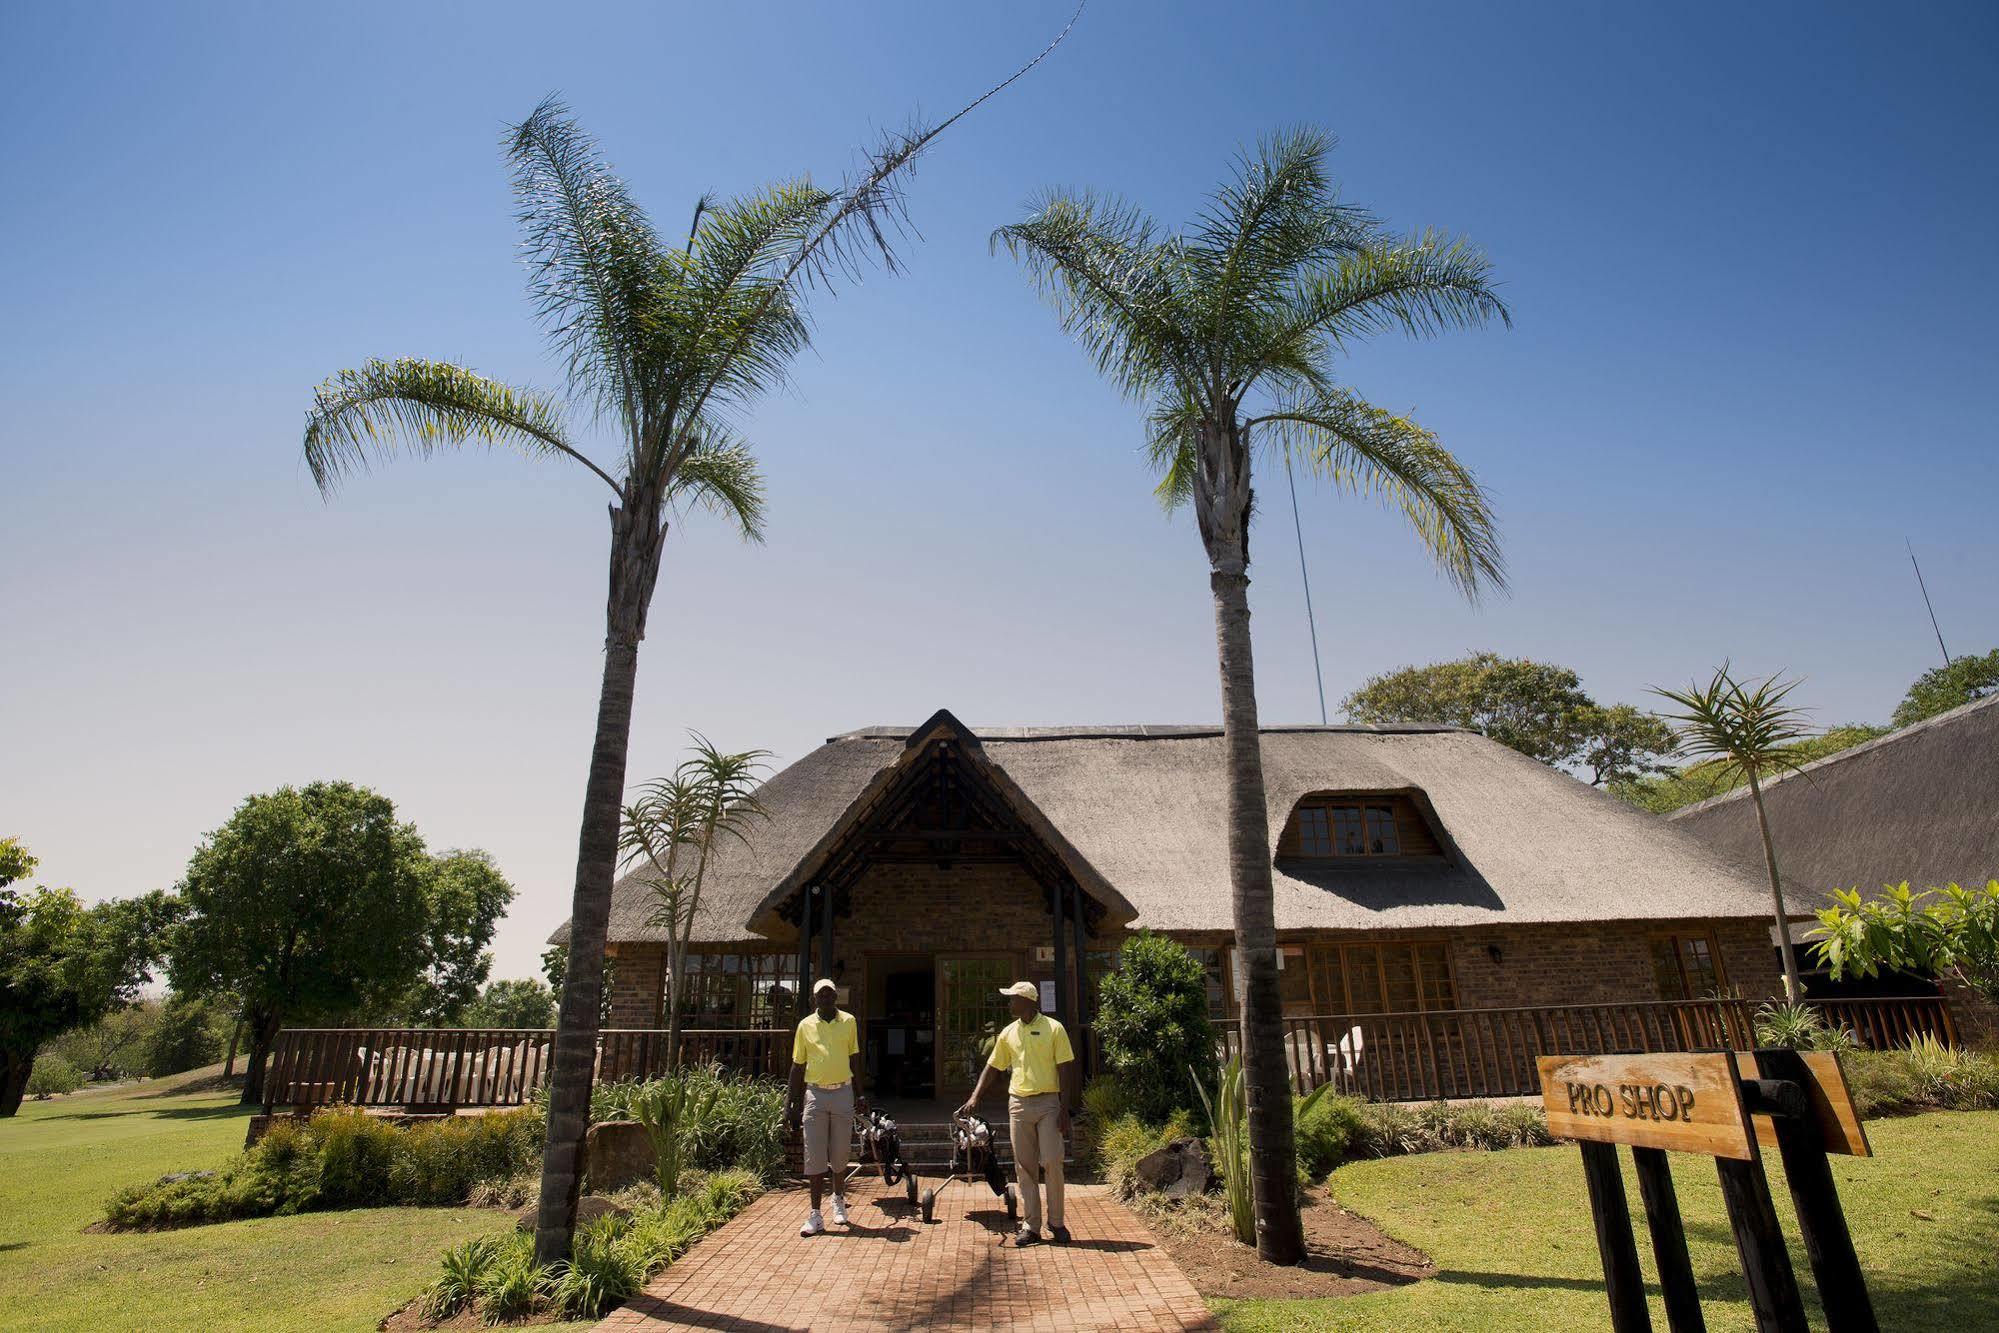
[812,978,838,995]
[999,980,1040,1001]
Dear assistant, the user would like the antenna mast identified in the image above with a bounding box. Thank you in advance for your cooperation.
[1283,446,1329,724]
[1906,538,1951,668]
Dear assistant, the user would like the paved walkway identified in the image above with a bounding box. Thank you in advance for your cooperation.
[596,1178,1216,1331]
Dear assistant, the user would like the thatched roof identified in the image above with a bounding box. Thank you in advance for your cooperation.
[572,709,1784,946]
[1671,693,1999,904]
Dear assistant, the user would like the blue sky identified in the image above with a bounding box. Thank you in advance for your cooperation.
[4,1,1995,982]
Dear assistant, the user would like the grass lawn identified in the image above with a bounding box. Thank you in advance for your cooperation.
[0,1071,585,1332]
[1216,1110,1999,1332]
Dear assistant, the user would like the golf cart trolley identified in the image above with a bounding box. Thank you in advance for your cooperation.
[852,1106,920,1206]
[918,1113,1018,1225]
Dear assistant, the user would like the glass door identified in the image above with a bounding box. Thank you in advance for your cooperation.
[935,954,1017,1096]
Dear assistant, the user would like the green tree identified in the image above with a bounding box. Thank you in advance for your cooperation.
[1812,879,1999,1006]
[0,842,178,1115]
[541,944,614,1026]
[1892,649,1999,728]
[1654,666,1815,1000]
[996,130,1507,1262]
[367,850,515,1024]
[166,782,507,1103]
[461,977,557,1029]
[1343,653,1675,784]
[144,993,226,1077]
[622,736,770,1069]
[1092,932,1217,1126]
[297,22,1074,1263]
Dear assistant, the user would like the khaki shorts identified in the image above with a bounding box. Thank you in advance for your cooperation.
[801,1082,854,1177]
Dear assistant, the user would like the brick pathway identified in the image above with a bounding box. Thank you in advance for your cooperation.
[596,1179,1216,1331]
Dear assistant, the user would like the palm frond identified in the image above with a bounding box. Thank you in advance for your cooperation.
[994,190,1196,399]
[677,4,1083,432]
[1250,389,1505,599]
[1270,231,1510,367]
[666,420,768,543]
[506,96,665,431]
[1653,667,1815,784]
[302,357,616,496]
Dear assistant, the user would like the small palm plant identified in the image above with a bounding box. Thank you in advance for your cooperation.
[1654,665,1815,999]
[629,1075,722,1199]
[1000,128,1508,1263]
[622,737,770,1069]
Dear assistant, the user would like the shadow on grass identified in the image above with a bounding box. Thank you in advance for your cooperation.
[41,1104,247,1124]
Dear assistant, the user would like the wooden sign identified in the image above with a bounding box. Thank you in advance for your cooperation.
[1739,1049,1872,1158]
[1539,1052,1757,1161]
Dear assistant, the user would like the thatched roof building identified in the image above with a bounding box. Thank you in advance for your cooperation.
[1670,693,1999,903]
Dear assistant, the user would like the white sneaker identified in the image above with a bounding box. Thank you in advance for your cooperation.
[800,1210,824,1237]
[829,1195,849,1226]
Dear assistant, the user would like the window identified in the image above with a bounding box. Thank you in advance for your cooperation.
[1651,934,1723,1000]
[1279,793,1436,859]
[1185,946,1232,1021]
[670,951,801,1029]
[1307,941,1456,1014]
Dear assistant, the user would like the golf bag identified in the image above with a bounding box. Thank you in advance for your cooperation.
[857,1108,918,1202]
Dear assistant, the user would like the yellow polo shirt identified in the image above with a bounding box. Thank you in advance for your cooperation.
[987,1014,1074,1097]
[792,1009,859,1086]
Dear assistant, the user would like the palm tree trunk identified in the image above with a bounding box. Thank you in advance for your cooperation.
[1746,769,1802,1001]
[1209,565,1306,1265]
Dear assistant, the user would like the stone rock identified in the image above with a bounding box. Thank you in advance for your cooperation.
[514,1194,631,1233]
[1133,1136,1212,1199]
[585,1119,655,1193]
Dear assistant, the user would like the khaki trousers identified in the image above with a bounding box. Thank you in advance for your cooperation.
[802,1083,853,1178]
[1008,1092,1064,1230]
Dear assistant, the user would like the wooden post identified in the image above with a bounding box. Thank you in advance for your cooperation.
[1070,882,1091,1071]
[1052,878,1068,1020]
[795,888,815,1016]
[1715,1155,1809,1333]
[1755,1050,1878,1332]
[1632,1146,1706,1332]
[1579,1141,1652,1333]
[818,883,834,992]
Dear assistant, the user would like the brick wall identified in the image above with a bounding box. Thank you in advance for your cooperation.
[606,943,666,1028]
[1439,917,1783,1010]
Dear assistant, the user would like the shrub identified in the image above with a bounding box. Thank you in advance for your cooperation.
[1753,1001,1858,1052]
[104,1105,543,1229]
[1094,932,1217,1125]
[596,1066,788,1186]
[1081,1073,1136,1125]
[27,1055,86,1098]
[422,1236,497,1320]
[1294,1090,1366,1180]
[475,1234,548,1324]
[1193,1058,1254,1244]
[1097,1110,1194,1199]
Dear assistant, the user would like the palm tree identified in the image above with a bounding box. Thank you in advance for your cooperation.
[622,737,770,1068]
[299,14,1077,1264]
[1654,665,1815,1000]
[995,130,1507,1263]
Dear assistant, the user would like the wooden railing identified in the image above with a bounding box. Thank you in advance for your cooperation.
[1219,995,1958,1102]
[261,1026,788,1112]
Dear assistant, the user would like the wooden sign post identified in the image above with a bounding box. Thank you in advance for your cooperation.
[1538,1050,1876,1333]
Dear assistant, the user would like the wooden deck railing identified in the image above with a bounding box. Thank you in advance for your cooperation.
[261,1026,788,1112]
[264,995,1957,1111]
[1219,995,1958,1102]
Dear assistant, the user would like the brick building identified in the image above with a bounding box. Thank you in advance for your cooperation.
[559,709,1800,1099]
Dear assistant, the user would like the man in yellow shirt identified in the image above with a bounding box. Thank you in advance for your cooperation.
[785,979,866,1237]
[956,980,1078,1246]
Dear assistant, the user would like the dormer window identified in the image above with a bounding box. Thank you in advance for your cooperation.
[1279,792,1438,860]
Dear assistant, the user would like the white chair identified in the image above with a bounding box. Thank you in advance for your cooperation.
[1326,1025,1366,1093]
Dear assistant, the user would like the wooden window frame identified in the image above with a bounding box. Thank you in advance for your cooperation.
[1303,938,1459,1016]
[1648,930,1727,1001]
[1277,792,1439,861]
[670,948,801,1029]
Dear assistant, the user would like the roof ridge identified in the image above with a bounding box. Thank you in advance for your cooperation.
[826,721,1466,743]
[1668,690,1999,820]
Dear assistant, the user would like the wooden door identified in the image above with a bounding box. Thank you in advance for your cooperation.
[935,954,1017,1095]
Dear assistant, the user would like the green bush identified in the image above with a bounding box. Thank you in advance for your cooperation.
[549,1216,642,1319]
[1093,932,1218,1125]
[104,1106,544,1229]
[1295,1091,1366,1179]
[475,1234,549,1323]
[1753,1000,1858,1053]
[1097,1110,1194,1199]
[594,1066,788,1187]
[27,1055,86,1098]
